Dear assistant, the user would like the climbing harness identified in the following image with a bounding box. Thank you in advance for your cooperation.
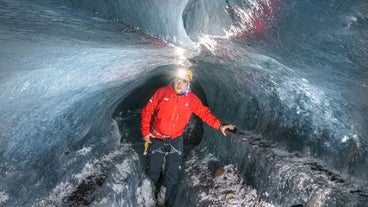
[151,126,171,139]
[152,139,182,156]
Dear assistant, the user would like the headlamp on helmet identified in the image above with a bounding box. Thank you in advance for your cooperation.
[175,69,193,82]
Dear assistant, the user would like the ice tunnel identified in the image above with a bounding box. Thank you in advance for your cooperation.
[0,0,368,206]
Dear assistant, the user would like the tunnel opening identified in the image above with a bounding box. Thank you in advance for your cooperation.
[112,67,215,166]
[111,68,222,205]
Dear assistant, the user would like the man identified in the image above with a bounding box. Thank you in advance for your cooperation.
[141,68,235,206]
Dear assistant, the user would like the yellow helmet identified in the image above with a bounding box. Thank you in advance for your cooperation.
[175,68,193,82]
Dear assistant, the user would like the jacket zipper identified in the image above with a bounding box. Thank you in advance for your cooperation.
[169,95,178,135]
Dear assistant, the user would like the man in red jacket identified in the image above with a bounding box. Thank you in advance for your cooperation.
[141,68,235,206]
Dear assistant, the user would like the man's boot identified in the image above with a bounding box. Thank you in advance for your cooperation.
[156,186,167,207]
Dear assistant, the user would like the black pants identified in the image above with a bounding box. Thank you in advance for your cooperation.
[146,136,183,205]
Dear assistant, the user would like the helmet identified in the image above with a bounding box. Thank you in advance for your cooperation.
[175,68,193,82]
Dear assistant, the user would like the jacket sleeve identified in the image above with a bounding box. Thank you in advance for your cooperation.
[190,94,222,130]
[141,88,162,137]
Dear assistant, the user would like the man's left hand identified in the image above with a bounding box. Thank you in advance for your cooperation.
[220,124,235,136]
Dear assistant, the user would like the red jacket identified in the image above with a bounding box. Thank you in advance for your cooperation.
[141,85,222,139]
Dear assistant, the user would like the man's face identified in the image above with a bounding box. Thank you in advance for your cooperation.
[173,78,189,95]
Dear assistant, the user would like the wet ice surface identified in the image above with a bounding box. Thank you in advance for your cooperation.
[34,141,156,207]
[182,149,276,207]
[176,128,368,207]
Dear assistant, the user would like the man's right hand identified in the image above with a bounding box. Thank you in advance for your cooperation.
[143,133,154,143]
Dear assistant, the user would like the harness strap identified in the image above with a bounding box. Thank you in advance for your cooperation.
[151,126,171,139]
[152,143,182,156]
